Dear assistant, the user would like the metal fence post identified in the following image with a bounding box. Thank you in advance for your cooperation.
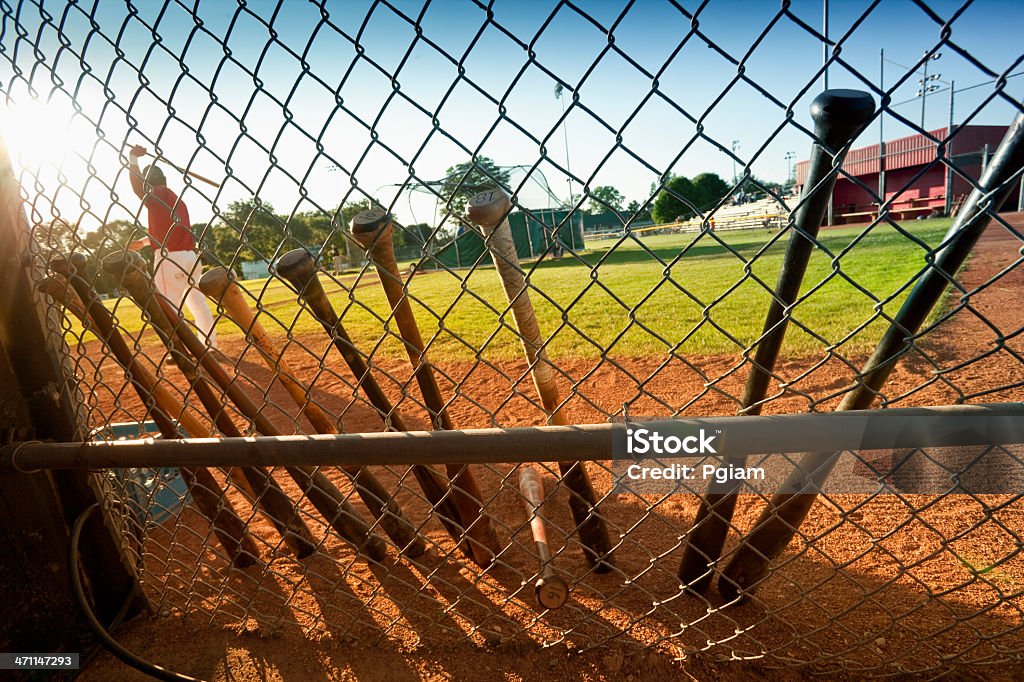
[0,132,143,642]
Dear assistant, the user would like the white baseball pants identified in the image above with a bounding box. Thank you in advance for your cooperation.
[153,250,217,348]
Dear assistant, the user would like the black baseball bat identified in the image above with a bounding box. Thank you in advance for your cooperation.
[679,90,876,594]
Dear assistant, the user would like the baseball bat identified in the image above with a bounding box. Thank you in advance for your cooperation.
[467,189,615,573]
[519,466,570,610]
[679,90,876,594]
[275,248,480,564]
[53,269,316,557]
[93,259,319,559]
[349,209,501,567]
[41,264,259,568]
[719,110,1024,602]
[124,143,221,188]
[197,266,426,557]
[103,251,387,563]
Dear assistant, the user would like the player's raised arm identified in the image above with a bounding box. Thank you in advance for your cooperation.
[126,144,147,200]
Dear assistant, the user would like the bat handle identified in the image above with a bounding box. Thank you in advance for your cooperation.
[519,467,570,610]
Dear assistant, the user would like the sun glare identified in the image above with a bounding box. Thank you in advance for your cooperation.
[0,98,81,173]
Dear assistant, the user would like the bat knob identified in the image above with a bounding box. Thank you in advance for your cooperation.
[809,89,875,150]
[349,208,393,251]
[350,208,390,235]
[467,188,512,229]
[198,266,234,299]
[535,574,570,610]
[276,248,316,283]
[49,252,88,276]
[100,249,147,276]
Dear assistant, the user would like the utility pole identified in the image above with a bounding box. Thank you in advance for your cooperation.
[879,48,886,207]
[784,151,795,192]
[822,0,829,91]
[731,139,740,187]
[554,83,574,208]
[944,80,955,216]
[918,52,942,130]
[824,0,833,225]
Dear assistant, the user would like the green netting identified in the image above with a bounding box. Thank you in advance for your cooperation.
[434,209,587,268]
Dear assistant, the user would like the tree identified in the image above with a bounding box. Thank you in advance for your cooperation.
[198,219,243,272]
[588,185,625,214]
[397,222,432,249]
[339,198,375,229]
[691,173,730,211]
[651,176,697,224]
[219,198,284,260]
[291,210,337,249]
[625,199,652,223]
[440,157,511,217]
[80,219,149,293]
[740,175,785,201]
[37,218,81,254]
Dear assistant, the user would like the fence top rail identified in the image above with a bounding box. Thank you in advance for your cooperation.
[5,402,1021,472]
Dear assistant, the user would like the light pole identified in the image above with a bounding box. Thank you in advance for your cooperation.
[784,151,795,192]
[731,139,740,186]
[917,52,942,130]
[554,83,574,208]
[945,79,956,216]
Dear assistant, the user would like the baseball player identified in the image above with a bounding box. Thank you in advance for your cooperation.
[126,145,218,349]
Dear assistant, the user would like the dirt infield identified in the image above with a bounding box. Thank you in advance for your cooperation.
[78,216,1024,680]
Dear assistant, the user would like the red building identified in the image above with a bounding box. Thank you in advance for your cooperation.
[795,125,1019,225]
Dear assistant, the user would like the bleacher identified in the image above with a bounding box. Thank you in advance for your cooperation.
[586,197,792,241]
[673,196,792,232]
[835,194,961,225]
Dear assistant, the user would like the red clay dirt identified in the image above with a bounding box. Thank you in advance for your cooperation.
[76,215,1024,680]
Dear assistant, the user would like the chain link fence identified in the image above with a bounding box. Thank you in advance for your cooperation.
[2,0,1024,677]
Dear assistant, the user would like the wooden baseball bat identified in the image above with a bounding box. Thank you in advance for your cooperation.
[349,209,501,567]
[102,251,387,563]
[197,266,426,557]
[718,110,1024,602]
[679,90,876,594]
[124,144,221,188]
[276,248,481,565]
[519,466,570,610]
[40,265,259,568]
[467,189,615,573]
[91,260,319,560]
[59,278,316,556]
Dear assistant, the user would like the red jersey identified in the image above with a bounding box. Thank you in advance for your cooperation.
[145,186,195,252]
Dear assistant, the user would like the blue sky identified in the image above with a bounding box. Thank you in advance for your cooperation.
[1,0,1022,233]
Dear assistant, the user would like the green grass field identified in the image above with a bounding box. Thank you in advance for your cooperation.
[66,218,955,361]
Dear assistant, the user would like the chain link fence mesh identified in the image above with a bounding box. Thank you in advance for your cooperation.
[2,0,1023,676]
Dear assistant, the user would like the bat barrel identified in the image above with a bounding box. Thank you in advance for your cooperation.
[841,110,1024,411]
[276,249,477,560]
[743,89,875,412]
[106,253,386,562]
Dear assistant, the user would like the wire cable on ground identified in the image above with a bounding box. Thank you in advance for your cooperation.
[69,503,205,682]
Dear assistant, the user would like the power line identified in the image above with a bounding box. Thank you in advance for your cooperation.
[889,71,1024,108]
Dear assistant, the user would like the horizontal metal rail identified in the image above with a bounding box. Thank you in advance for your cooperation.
[3,403,1022,472]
